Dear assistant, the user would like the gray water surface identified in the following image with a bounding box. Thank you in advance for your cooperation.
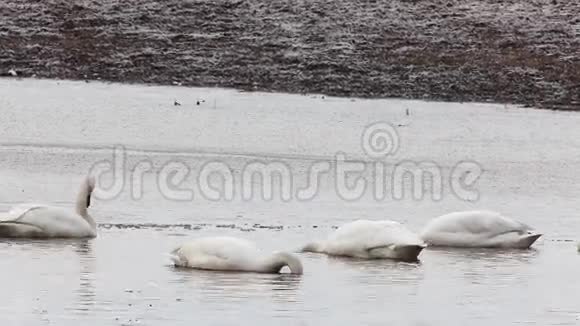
[1,79,579,325]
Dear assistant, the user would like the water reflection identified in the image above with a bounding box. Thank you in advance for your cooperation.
[170,266,302,303]
[423,247,541,288]
[74,241,97,315]
[424,247,541,265]
[323,255,422,269]
[0,227,579,325]
[0,238,97,323]
[0,238,94,250]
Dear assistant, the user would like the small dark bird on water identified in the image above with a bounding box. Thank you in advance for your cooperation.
[174,100,181,106]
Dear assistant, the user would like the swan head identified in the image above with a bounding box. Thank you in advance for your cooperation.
[81,176,96,208]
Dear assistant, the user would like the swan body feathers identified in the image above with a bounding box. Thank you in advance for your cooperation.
[302,219,426,261]
[0,177,97,238]
[171,236,303,274]
[420,210,541,249]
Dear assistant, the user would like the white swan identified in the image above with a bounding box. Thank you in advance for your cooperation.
[170,236,304,274]
[0,177,97,238]
[301,220,426,261]
[420,210,541,249]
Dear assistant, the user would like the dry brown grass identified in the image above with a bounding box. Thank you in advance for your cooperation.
[1,0,579,109]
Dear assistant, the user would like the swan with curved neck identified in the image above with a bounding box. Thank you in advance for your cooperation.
[301,220,426,262]
[420,210,541,249]
[0,177,97,238]
[170,236,303,274]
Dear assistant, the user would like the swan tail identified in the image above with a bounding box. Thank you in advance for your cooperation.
[512,233,542,249]
[300,241,323,253]
[168,247,187,267]
[393,244,425,261]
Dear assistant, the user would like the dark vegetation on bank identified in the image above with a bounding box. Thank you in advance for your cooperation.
[1,0,579,109]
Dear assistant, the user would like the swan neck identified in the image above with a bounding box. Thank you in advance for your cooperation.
[263,252,303,274]
[75,178,96,230]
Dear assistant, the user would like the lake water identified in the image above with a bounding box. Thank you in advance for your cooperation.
[0,78,579,325]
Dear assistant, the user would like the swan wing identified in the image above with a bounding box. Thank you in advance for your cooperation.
[172,237,261,270]
[372,220,426,246]
[326,220,423,253]
[0,203,48,222]
[3,206,93,237]
[423,211,532,235]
